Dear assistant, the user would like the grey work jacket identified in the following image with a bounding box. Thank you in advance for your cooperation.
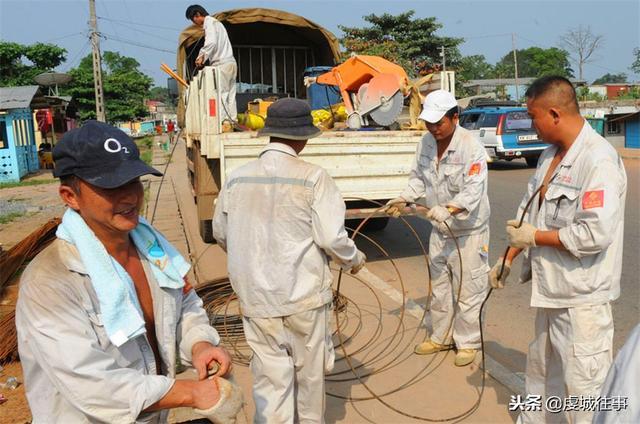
[401,125,490,237]
[16,239,220,423]
[212,142,359,318]
[518,122,627,308]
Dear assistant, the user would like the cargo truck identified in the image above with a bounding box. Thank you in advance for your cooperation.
[177,8,455,242]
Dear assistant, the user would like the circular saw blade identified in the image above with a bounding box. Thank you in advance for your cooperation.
[370,90,403,126]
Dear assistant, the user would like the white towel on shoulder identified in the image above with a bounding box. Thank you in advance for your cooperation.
[56,209,191,346]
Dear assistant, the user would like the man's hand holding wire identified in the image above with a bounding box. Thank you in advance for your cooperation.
[426,205,451,223]
[489,258,511,289]
[506,220,537,249]
[385,197,407,218]
[350,250,366,275]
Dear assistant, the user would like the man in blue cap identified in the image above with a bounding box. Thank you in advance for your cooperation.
[212,98,366,423]
[16,120,242,423]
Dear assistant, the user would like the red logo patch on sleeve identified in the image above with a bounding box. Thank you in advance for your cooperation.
[183,277,194,295]
[468,162,481,176]
[582,190,604,210]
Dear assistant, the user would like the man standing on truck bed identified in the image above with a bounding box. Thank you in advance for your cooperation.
[386,89,491,367]
[186,4,237,124]
[212,98,366,423]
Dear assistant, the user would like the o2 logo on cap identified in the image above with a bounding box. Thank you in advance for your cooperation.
[104,138,130,154]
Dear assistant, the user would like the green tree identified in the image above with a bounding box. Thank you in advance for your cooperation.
[339,11,463,77]
[457,55,494,81]
[65,51,153,122]
[617,87,640,100]
[148,86,170,103]
[0,40,67,86]
[631,47,640,74]
[577,86,604,102]
[494,47,574,79]
[592,73,627,84]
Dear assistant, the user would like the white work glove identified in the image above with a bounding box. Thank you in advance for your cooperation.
[506,219,537,249]
[385,197,407,218]
[426,205,451,223]
[194,377,244,424]
[489,258,511,289]
[350,250,366,275]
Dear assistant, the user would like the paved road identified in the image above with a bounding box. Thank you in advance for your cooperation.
[357,157,639,376]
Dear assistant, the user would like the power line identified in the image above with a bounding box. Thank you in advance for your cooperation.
[43,32,86,43]
[98,0,128,57]
[96,15,182,32]
[461,33,511,41]
[98,17,177,43]
[513,34,630,77]
[65,38,92,69]
[99,33,174,54]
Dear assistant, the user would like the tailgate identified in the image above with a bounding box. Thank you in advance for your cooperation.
[219,131,425,200]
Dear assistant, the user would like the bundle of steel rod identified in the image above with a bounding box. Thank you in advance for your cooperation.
[0,218,61,363]
[196,277,351,366]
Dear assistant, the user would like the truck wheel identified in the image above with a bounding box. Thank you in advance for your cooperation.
[199,219,215,243]
[525,156,539,167]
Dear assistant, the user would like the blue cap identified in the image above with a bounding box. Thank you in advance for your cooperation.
[53,120,162,189]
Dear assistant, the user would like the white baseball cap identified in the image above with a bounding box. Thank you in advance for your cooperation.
[419,89,459,123]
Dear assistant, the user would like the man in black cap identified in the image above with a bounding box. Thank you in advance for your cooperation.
[16,120,242,423]
[212,99,366,423]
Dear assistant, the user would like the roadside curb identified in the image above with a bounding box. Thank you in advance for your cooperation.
[357,267,525,396]
[620,154,640,161]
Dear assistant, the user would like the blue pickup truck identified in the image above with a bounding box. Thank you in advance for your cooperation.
[459,103,549,167]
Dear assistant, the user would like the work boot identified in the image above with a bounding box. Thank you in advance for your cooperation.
[454,349,477,367]
[414,339,453,355]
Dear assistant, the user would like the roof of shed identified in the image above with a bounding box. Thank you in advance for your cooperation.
[0,85,43,110]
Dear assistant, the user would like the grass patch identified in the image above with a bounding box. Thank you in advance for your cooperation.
[137,136,154,149]
[0,179,57,189]
[0,211,25,225]
[141,150,153,165]
[136,137,154,166]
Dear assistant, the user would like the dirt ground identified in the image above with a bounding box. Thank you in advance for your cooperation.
[0,171,64,423]
[0,362,29,424]
[0,171,65,251]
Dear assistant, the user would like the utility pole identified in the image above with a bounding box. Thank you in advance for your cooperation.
[89,0,106,122]
[512,33,520,102]
[440,46,447,72]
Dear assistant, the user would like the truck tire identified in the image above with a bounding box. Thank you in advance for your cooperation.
[525,156,539,168]
[199,219,215,243]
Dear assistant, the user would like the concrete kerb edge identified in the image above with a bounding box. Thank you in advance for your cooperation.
[620,154,640,160]
[357,267,525,396]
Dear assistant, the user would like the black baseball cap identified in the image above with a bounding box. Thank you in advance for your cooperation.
[53,120,162,189]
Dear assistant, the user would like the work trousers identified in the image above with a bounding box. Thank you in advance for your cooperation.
[217,61,237,122]
[429,228,490,349]
[242,304,335,424]
[519,304,614,424]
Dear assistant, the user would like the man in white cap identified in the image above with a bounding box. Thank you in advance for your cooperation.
[386,90,490,367]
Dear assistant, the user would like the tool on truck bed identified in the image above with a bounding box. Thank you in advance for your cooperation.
[304,55,410,129]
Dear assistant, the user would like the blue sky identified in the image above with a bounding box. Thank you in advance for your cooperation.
[1,0,638,86]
